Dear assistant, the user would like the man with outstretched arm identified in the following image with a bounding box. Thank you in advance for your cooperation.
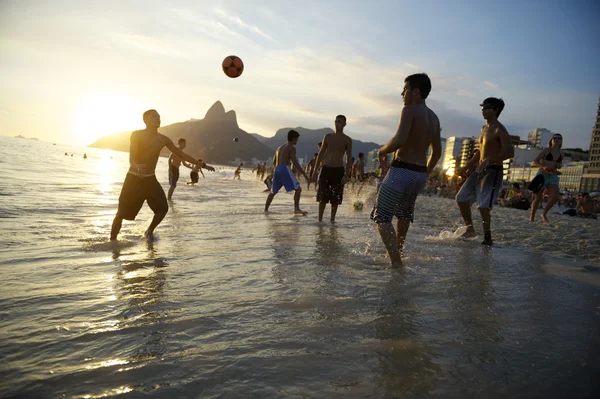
[370,73,442,268]
[110,109,212,241]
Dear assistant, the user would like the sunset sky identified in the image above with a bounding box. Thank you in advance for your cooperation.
[1,0,599,148]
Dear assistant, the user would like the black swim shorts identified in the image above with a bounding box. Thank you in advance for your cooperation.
[117,173,168,220]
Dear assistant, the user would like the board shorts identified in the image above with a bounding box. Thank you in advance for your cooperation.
[190,171,199,183]
[271,166,300,194]
[118,173,168,220]
[317,166,345,205]
[455,165,503,209]
[534,171,560,189]
[370,161,427,223]
[169,165,180,187]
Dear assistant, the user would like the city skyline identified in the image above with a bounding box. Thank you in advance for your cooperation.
[1,0,599,148]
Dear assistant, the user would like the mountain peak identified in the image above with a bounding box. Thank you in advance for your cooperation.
[205,101,225,119]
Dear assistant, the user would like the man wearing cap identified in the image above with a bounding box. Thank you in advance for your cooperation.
[455,97,514,245]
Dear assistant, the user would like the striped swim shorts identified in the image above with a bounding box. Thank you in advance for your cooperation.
[370,161,427,224]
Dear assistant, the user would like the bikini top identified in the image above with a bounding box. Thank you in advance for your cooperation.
[545,151,562,162]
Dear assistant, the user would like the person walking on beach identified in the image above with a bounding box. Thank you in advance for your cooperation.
[110,110,208,241]
[370,73,442,268]
[311,116,353,222]
[529,134,564,222]
[264,130,310,215]
[456,97,514,245]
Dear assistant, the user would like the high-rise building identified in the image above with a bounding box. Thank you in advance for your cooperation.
[528,128,555,148]
[425,137,447,170]
[581,97,600,193]
[459,138,479,168]
[442,136,468,176]
[560,162,588,193]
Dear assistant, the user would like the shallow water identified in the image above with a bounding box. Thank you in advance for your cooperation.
[0,137,599,398]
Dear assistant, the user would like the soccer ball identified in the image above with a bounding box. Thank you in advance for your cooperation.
[353,200,364,210]
[233,137,239,142]
[222,55,244,78]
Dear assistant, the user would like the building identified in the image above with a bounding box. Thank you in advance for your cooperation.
[459,137,479,168]
[559,162,587,193]
[503,146,538,181]
[528,128,555,148]
[442,136,468,176]
[365,149,392,173]
[562,148,589,162]
[507,166,537,184]
[581,97,600,193]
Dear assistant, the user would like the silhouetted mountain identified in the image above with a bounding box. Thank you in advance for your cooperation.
[249,133,269,143]
[259,127,381,159]
[89,101,273,163]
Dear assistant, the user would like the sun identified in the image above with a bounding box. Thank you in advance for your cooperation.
[73,92,143,145]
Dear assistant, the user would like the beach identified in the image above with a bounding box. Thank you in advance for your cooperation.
[1,136,599,398]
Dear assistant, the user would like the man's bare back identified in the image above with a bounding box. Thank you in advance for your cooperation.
[129,130,170,176]
[393,105,440,166]
[274,142,301,170]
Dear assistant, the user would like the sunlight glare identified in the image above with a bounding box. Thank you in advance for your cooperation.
[74,92,142,145]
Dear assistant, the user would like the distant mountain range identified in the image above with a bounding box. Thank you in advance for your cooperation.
[89,101,381,163]
[14,135,39,141]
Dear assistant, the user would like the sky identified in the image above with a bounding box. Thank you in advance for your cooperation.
[1,0,599,148]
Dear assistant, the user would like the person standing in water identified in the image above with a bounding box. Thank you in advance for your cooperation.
[455,97,514,245]
[305,152,319,190]
[370,73,442,268]
[529,134,564,222]
[311,115,353,223]
[167,138,187,200]
[110,110,208,241]
[265,130,309,215]
[234,163,243,180]
[186,158,209,185]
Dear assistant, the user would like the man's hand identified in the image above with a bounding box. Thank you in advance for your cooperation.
[378,147,387,166]
[200,162,215,172]
[476,157,491,173]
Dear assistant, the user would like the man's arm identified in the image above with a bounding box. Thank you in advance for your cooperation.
[345,138,353,180]
[427,126,442,175]
[291,147,309,180]
[378,107,413,156]
[129,131,139,167]
[165,139,202,167]
[312,135,328,179]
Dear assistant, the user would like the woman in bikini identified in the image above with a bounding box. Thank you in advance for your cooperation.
[530,134,564,222]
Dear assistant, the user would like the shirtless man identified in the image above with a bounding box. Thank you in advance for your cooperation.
[167,138,187,200]
[234,163,242,180]
[311,116,352,222]
[577,193,597,219]
[110,110,210,240]
[264,130,309,214]
[370,73,442,268]
[456,97,514,245]
[305,153,318,190]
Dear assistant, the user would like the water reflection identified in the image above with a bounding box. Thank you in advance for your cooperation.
[374,272,439,396]
[268,220,301,264]
[112,241,169,362]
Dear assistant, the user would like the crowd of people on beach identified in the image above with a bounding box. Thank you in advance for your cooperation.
[108,73,597,268]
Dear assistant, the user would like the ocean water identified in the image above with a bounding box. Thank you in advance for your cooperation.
[0,136,599,398]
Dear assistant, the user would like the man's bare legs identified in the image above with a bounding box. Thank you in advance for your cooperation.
[530,191,543,221]
[144,212,166,238]
[318,202,326,222]
[479,207,493,245]
[110,215,123,241]
[377,222,402,268]
[264,193,276,212]
[294,189,307,215]
[457,201,476,237]
[167,185,176,200]
[541,185,559,222]
[331,204,339,222]
[396,219,410,255]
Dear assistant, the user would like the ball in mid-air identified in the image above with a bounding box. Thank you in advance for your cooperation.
[233,137,239,142]
[222,55,244,78]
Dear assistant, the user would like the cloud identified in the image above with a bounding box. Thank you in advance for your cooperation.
[484,80,499,89]
[404,62,420,70]
[118,34,191,58]
[214,8,277,43]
